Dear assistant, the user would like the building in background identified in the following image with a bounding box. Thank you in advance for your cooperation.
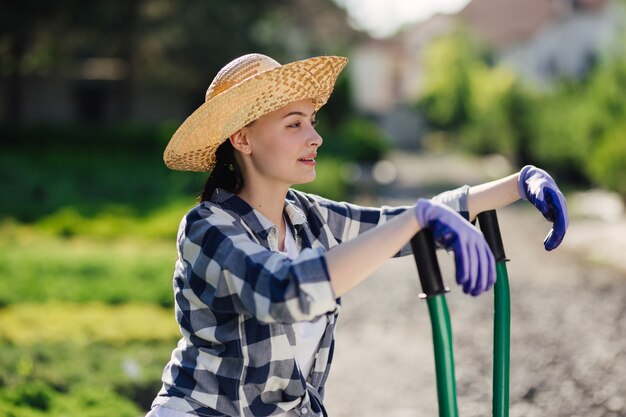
[1,58,190,125]
[460,0,623,87]
[349,0,624,147]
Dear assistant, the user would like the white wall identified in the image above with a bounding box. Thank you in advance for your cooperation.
[349,45,399,113]
[499,1,624,87]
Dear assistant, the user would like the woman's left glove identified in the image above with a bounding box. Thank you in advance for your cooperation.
[518,165,569,251]
[415,198,495,296]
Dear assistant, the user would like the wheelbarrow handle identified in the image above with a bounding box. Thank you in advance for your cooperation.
[411,229,458,417]
[477,210,507,262]
[477,210,511,417]
[410,229,448,298]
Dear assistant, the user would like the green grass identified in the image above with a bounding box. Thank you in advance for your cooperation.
[0,303,180,345]
[0,384,142,417]
[0,221,181,414]
[0,222,177,306]
[0,340,174,416]
[33,199,194,240]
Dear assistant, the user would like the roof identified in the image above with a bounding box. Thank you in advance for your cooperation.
[459,0,609,47]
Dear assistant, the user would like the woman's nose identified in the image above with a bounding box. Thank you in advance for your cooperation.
[309,127,323,148]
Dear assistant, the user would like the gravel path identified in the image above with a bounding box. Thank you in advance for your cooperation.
[323,152,626,417]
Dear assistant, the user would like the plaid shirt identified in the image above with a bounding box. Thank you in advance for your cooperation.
[152,186,469,417]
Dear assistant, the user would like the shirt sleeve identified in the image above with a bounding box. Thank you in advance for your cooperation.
[292,186,470,258]
[176,204,338,325]
[297,191,413,257]
[431,185,471,220]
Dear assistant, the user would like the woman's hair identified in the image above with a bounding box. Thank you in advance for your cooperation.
[200,140,244,202]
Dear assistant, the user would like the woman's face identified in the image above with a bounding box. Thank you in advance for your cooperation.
[240,98,323,188]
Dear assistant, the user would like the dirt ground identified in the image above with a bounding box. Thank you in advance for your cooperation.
[323,152,626,417]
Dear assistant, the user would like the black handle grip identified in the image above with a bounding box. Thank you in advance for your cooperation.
[410,229,448,298]
[477,210,507,262]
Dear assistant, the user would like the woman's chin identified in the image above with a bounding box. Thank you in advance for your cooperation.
[292,173,316,186]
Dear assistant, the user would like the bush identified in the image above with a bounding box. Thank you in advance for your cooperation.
[417,29,626,197]
[0,144,205,223]
[0,382,54,416]
[0,226,175,306]
[0,303,179,345]
[417,30,531,162]
[0,341,174,415]
[317,117,391,163]
[418,31,476,130]
[587,125,626,196]
[0,380,143,417]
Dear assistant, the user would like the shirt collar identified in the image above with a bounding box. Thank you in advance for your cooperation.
[211,188,307,239]
[284,194,307,228]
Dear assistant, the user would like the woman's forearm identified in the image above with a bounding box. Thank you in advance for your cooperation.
[467,172,520,221]
[326,208,420,297]
[326,171,522,297]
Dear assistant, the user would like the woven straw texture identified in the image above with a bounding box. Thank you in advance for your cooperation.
[164,54,348,172]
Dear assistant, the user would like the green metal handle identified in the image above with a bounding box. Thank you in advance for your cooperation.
[492,262,511,417]
[426,295,459,417]
[410,230,459,417]
[477,210,510,417]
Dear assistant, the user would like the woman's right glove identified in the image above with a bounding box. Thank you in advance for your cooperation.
[415,198,496,296]
[517,165,569,251]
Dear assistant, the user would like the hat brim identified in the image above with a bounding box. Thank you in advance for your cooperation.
[164,55,348,172]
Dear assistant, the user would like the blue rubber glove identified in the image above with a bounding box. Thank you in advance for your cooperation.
[415,198,496,296]
[518,165,569,251]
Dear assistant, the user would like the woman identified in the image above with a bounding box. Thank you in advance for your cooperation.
[147,54,568,417]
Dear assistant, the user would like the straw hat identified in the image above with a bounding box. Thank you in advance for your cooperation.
[163,53,348,172]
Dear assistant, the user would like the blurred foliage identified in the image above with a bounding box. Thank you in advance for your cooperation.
[317,116,392,163]
[417,29,626,197]
[0,0,362,122]
[0,221,180,413]
[0,341,173,416]
[587,120,626,196]
[0,123,200,222]
[0,222,175,306]
[0,385,141,417]
[0,303,178,345]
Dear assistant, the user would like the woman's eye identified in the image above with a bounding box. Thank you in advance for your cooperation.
[287,119,317,128]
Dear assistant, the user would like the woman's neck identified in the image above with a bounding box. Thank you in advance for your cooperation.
[237,184,288,229]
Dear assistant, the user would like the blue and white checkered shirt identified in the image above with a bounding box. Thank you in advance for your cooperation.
[151,186,469,417]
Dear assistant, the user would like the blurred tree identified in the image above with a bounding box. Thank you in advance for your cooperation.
[133,0,362,118]
[0,1,61,123]
[418,31,475,131]
[416,25,626,196]
[417,30,532,164]
[0,1,144,123]
[0,0,361,124]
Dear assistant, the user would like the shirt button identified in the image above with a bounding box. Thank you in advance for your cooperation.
[301,408,308,414]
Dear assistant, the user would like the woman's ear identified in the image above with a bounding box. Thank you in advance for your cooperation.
[229,129,251,155]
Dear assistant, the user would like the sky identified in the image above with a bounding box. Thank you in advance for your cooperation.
[334,0,472,38]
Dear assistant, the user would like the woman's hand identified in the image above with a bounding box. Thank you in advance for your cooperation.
[415,199,496,296]
[517,165,569,251]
